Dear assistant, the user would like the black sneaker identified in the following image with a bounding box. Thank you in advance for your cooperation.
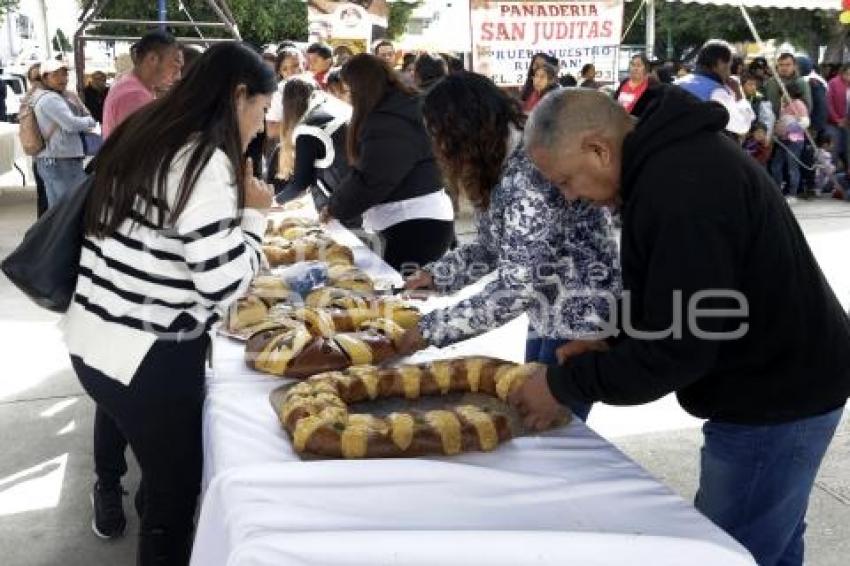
[91,481,127,539]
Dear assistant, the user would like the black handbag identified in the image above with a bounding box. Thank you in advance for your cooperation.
[1,175,93,312]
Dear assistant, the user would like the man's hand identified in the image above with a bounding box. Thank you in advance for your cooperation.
[404,270,435,291]
[395,325,428,356]
[555,339,610,365]
[318,206,333,224]
[508,364,569,431]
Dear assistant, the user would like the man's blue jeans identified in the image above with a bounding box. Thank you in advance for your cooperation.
[525,336,592,421]
[695,406,844,566]
[36,157,87,208]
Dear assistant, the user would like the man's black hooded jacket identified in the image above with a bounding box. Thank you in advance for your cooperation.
[547,85,850,424]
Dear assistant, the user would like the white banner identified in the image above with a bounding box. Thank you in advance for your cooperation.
[471,0,624,87]
[307,0,391,52]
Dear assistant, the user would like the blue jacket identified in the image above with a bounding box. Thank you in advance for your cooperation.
[675,72,722,102]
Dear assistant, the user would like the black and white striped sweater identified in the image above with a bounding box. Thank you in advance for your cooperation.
[61,147,265,384]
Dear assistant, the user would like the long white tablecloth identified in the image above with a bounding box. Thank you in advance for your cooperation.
[195,375,754,566]
[193,206,755,566]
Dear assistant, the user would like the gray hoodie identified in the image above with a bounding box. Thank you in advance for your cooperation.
[33,89,96,159]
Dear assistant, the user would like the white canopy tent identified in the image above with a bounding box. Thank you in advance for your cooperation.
[642,0,843,55]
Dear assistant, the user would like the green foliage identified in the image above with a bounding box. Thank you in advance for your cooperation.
[227,0,307,45]
[53,29,72,53]
[387,1,420,41]
[623,2,841,61]
[82,0,307,47]
[0,0,18,17]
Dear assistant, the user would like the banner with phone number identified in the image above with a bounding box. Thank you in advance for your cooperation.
[470,0,624,87]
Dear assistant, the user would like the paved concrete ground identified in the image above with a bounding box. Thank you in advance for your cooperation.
[1,188,849,566]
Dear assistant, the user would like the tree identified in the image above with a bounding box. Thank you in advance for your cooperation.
[81,0,307,47]
[53,28,72,53]
[623,3,842,62]
[0,0,18,17]
[387,1,420,41]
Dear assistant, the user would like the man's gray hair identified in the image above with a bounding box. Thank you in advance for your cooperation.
[525,88,632,151]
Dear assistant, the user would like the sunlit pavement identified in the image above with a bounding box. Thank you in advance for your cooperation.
[1,187,848,566]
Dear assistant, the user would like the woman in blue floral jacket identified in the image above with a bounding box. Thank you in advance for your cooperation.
[399,73,621,420]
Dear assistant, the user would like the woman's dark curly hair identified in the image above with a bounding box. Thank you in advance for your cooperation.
[423,72,525,210]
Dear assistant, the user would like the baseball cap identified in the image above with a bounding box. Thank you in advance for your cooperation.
[41,59,69,74]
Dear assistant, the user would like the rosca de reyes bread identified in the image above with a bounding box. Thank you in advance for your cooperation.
[245,321,402,379]
[326,264,374,293]
[283,304,420,334]
[273,358,550,458]
[262,235,354,268]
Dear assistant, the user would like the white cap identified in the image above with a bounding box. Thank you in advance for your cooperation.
[41,59,69,75]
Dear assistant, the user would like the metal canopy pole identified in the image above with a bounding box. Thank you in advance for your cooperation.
[73,0,113,95]
[158,0,167,31]
[645,0,656,58]
[73,0,241,95]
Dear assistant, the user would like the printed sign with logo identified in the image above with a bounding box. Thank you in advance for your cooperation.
[470,0,624,87]
[308,0,390,49]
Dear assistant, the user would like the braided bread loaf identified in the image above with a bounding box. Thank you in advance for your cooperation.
[265,217,320,239]
[275,358,546,458]
[326,264,374,293]
[227,295,272,331]
[246,321,401,379]
[226,286,419,340]
[262,234,354,268]
[287,305,419,335]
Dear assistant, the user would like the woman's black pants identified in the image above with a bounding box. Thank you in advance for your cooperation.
[72,330,209,566]
[379,218,455,275]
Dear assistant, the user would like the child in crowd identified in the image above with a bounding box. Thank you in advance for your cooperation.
[814,130,850,200]
[741,73,775,134]
[814,131,838,193]
[744,122,771,165]
[770,82,810,199]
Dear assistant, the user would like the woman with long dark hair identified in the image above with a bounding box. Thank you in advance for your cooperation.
[521,52,558,113]
[323,53,454,272]
[399,73,620,421]
[526,62,560,112]
[64,42,276,565]
[267,77,355,224]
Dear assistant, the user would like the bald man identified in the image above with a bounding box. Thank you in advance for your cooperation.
[510,86,850,566]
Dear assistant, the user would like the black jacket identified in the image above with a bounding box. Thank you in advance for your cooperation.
[808,77,828,133]
[267,100,351,207]
[547,85,850,424]
[83,85,108,124]
[328,90,442,222]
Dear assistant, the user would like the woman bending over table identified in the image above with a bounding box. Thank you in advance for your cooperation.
[399,73,621,421]
[63,43,276,565]
[267,77,359,229]
[320,53,455,273]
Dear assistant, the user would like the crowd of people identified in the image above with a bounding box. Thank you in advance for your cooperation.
[607,42,850,203]
[17,29,849,566]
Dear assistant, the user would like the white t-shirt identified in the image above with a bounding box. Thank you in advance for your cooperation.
[710,86,756,136]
